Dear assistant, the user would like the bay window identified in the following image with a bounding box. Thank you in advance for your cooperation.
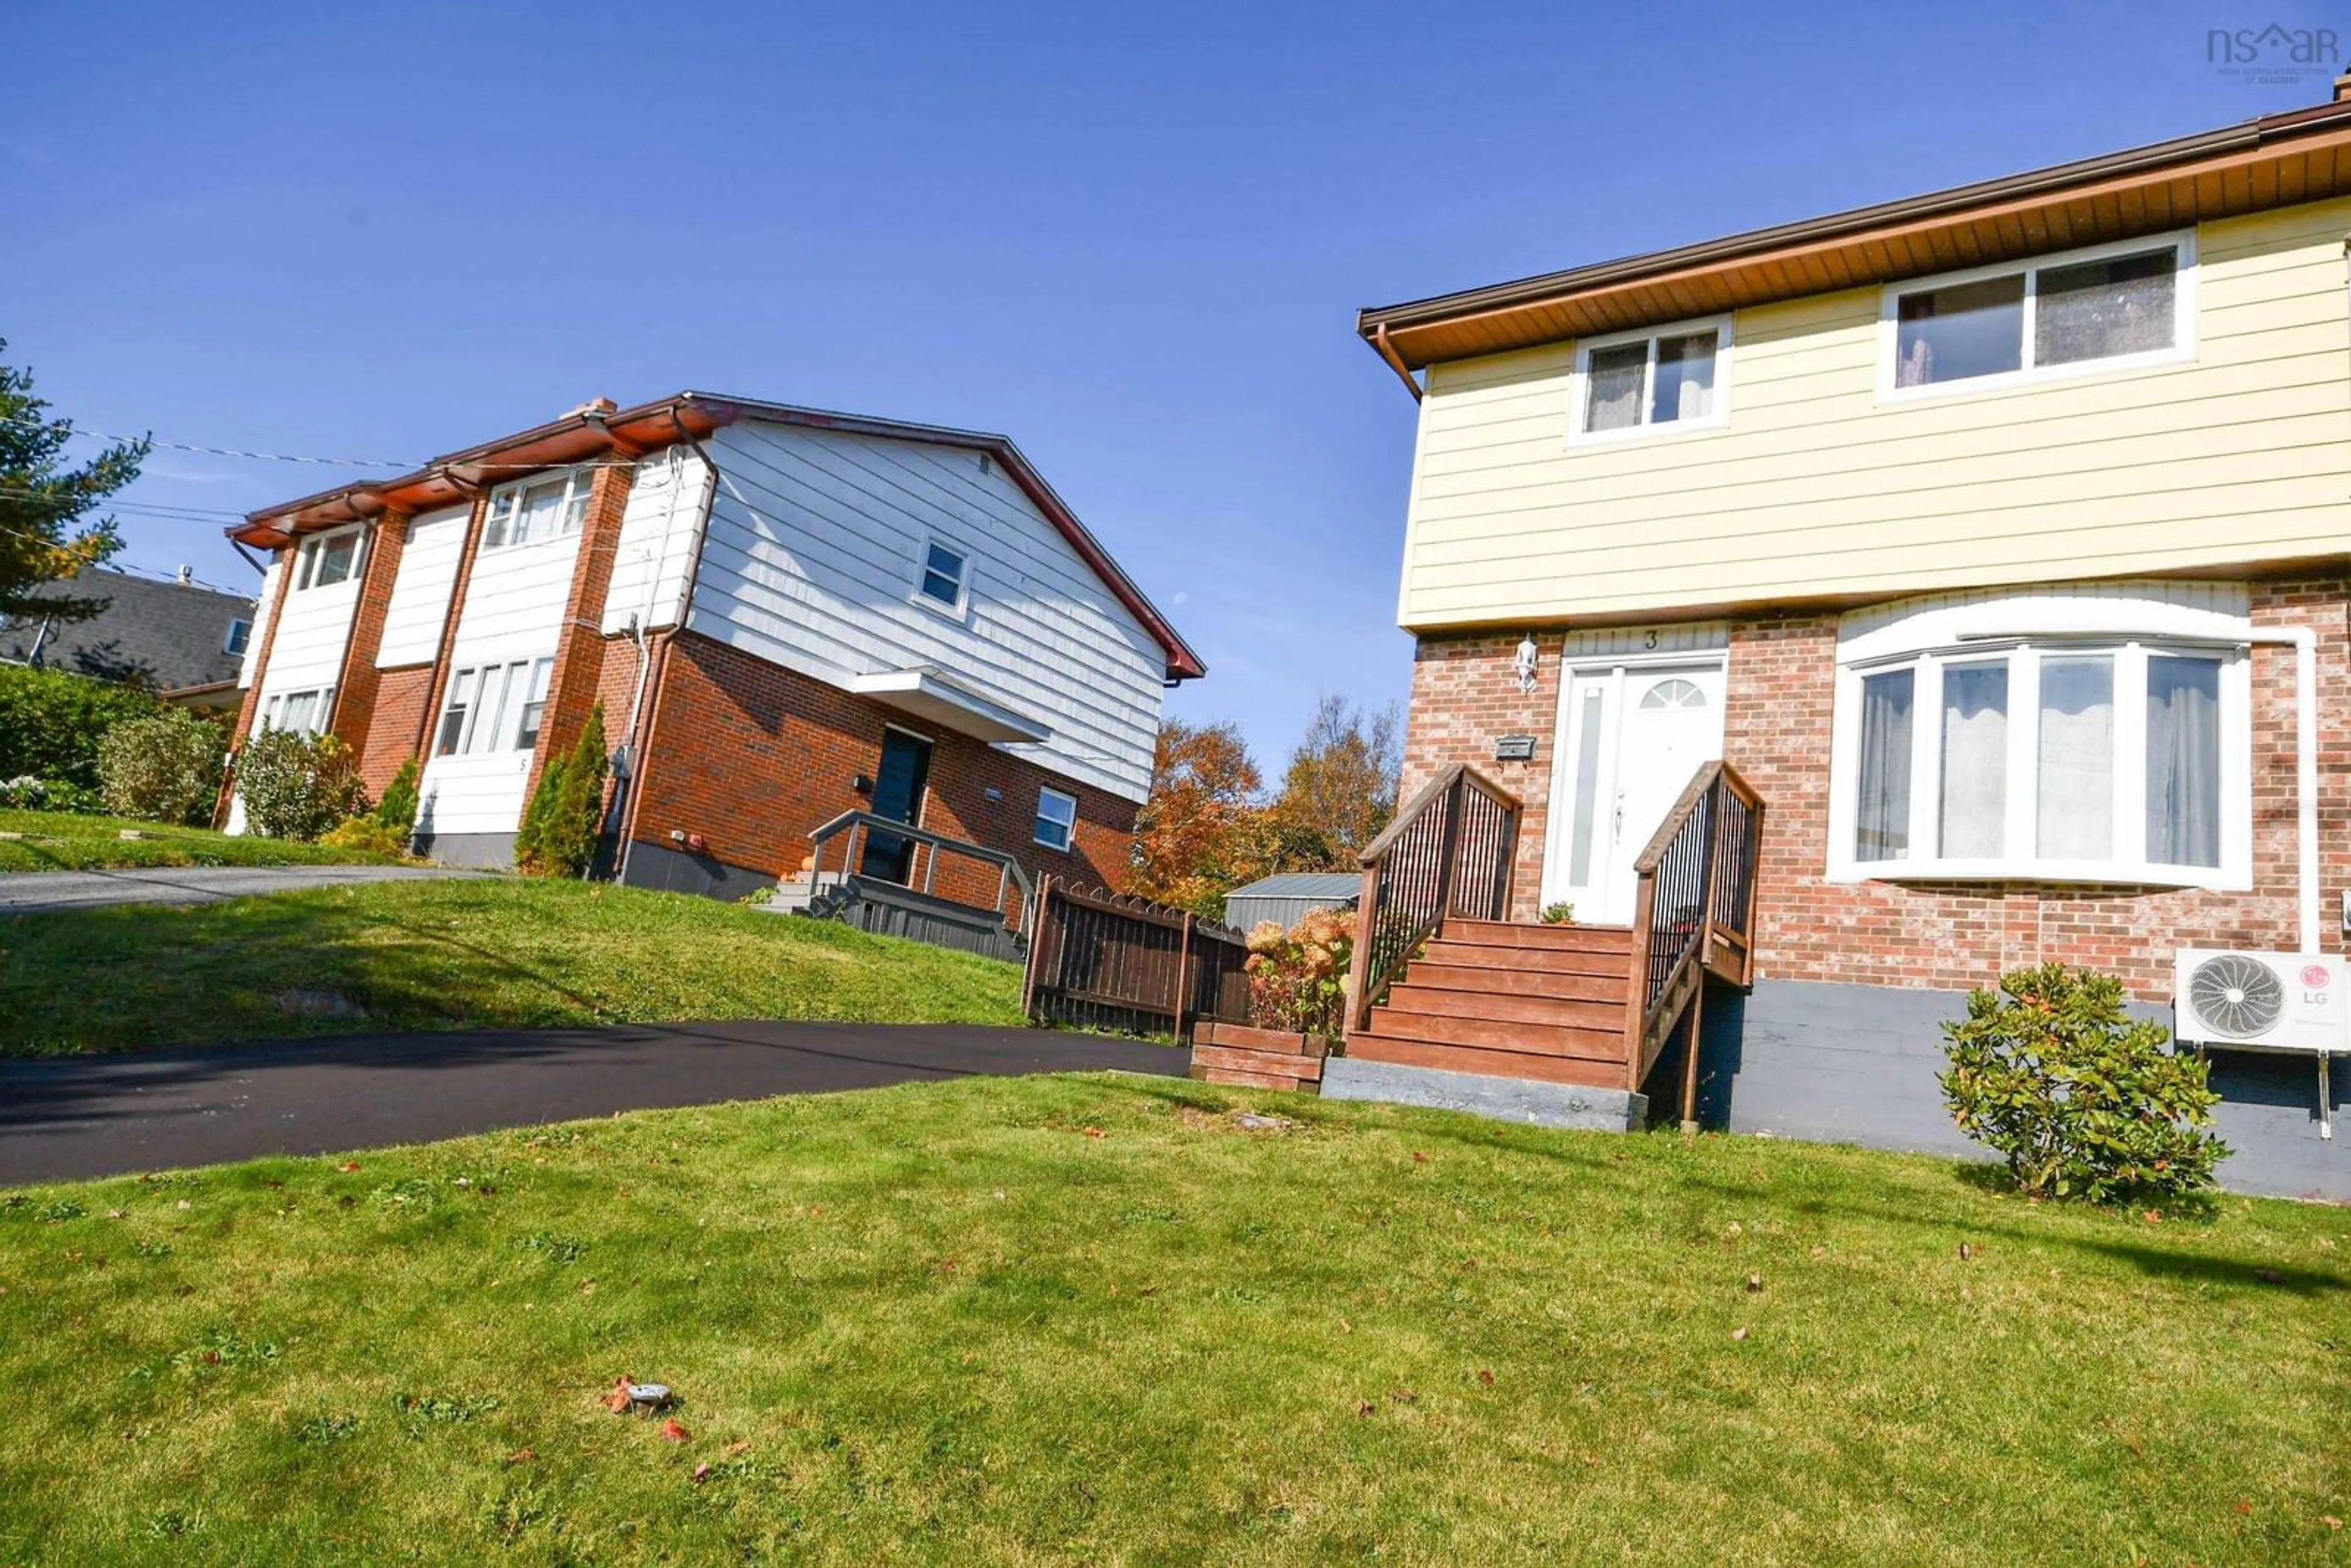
[1831,591,2251,887]
[1881,232,2194,397]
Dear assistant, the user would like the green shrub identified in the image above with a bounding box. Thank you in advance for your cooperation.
[1940,962,2229,1204]
[374,755,421,835]
[0,664,165,792]
[235,730,369,842]
[515,705,607,878]
[96,710,226,825]
[317,816,410,857]
[1540,901,1576,925]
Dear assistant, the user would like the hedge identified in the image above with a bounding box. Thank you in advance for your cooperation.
[0,664,168,792]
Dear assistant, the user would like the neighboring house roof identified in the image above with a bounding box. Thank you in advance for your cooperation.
[0,566,257,692]
[1223,872,1362,900]
[228,391,1206,682]
[1358,87,2351,377]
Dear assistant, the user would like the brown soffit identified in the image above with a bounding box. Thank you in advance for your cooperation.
[231,391,1205,683]
[1357,96,2351,372]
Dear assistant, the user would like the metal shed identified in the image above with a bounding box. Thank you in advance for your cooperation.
[1223,872,1361,933]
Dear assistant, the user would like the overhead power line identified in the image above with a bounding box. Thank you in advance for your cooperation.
[1,413,646,473]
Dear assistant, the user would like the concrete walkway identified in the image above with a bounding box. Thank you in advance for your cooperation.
[0,863,479,915]
[0,1021,1185,1185]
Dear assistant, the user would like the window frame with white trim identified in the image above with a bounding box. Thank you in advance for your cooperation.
[1032,786,1078,852]
[292,526,366,591]
[222,618,252,658]
[1567,313,1735,446]
[1826,589,2253,890]
[259,685,337,737]
[911,532,973,619]
[1877,230,2197,402]
[480,468,596,552]
[433,656,556,758]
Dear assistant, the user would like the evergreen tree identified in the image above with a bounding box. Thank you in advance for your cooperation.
[0,342,146,621]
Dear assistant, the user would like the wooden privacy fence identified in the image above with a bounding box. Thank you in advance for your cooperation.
[1021,877,1251,1037]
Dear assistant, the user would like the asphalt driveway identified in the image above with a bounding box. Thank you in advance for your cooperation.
[0,1021,1184,1185]
[0,863,480,915]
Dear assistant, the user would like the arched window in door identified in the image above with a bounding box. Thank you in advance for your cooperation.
[1638,677,1709,710]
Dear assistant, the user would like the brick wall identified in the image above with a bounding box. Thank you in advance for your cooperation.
[1398,632,1563,921]
[356,666,435,797]
[328,512,407,757]
[630,631,1138,909]
[1401,572,2351,997]
[528,462,634,794]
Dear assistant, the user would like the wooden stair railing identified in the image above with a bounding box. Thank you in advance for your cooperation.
[1344,763,1522,1036]
[1622,760,1766,1127]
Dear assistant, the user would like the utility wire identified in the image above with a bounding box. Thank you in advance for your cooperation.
[1,413,646,472]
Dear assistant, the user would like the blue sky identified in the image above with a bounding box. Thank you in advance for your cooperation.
[3,1,2336,767]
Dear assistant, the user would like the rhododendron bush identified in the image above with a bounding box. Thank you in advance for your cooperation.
[1244,906,1354,1038]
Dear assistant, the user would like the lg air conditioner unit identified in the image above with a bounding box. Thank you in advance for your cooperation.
[2172,949,2347,1052]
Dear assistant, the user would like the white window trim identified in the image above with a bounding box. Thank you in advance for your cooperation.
[293,525,366,591]
[1876,229,2198,404]
[1033,786,1079,852]
[1826,591,2253,891]
[481,468,595,553]
[1567,313,1735,448]
[911,531,974,620]
[222,618,252,656]
[259,684,337,738]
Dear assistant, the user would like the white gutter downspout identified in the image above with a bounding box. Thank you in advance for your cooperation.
[2249,626,2322,955]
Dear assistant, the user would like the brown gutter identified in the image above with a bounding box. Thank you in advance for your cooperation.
[1357,95,2351,365]
[1371,324,1422,403]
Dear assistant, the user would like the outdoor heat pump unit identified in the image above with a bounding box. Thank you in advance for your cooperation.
[2172,948,2348,1139]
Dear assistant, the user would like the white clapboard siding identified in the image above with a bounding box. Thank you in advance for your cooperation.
[236,558,282,690]
[1401,198,2351,628]
[689,420,1165,802]
[415,516,584,838]
[378,505,469,667]
[600,446,710,636]
[251,557,359,720]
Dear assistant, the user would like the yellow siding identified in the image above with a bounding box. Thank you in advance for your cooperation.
[1400,199,2351,629]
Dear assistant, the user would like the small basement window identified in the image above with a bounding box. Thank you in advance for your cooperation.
[482,469,594,550]
[917,538,970,612]
[1033,787,1077,851]
[1571,317,1733,442]
[1884,233,2192,397]
[293,527,364,590]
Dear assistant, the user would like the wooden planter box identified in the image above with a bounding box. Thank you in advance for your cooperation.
[1189,1022,1330,1093]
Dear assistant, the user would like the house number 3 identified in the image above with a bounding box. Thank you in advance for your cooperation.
[1643,630,1659,650]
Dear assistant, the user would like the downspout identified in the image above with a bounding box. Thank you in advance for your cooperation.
[612,407,722,883]
[1370,324,1424,403]
[2249,626,2322,955]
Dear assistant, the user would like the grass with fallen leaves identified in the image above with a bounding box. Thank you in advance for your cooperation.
[0,876,1022,1056]
[0,807,400,873]
[0,1074,2344,1565]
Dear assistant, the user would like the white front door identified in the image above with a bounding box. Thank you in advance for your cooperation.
[1542,662,1727,925]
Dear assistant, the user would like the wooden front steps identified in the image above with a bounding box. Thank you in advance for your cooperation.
[1346,919,1636,1090]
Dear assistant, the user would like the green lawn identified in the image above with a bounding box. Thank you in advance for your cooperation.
[0,1078,2341,1565]
[0,807,398,873]
[0,877,1024,1056]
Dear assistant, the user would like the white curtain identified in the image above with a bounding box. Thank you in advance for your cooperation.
[1938,662,2008,858]
[2147,656,2221,868]
[2037,656,2114,860]
[1855,669,1913,860]
[1653,332,1716,422]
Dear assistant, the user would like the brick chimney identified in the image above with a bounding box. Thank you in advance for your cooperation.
[2336,70,2351,103]
[568,396,619,419]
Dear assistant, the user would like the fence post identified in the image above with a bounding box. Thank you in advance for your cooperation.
[1174,912,1193,1042]
[1345,858,1380,1037]
[1020,874,1051,1023]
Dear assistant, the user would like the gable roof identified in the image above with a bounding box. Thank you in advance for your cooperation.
[230,391,1205,681]
[1358,91,2351,378]
[0,566,255,691]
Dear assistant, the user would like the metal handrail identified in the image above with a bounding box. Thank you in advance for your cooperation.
[804,808,1036,926]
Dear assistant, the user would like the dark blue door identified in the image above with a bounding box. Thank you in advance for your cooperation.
[860,729,932,882]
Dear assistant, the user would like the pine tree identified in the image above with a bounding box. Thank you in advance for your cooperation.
[0,342,146,621]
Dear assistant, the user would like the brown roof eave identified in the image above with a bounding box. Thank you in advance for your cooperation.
[1357,96,2351,366]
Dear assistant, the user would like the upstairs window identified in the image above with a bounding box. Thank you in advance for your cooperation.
[483,470,594,550]
[916,538,970,612]
[1884,234,2192,396]
[1571,317,1733,443]
[293,527,364,590]
[1033,787,1078,851]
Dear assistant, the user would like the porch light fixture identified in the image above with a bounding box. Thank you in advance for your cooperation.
[1513,636,1540,694]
